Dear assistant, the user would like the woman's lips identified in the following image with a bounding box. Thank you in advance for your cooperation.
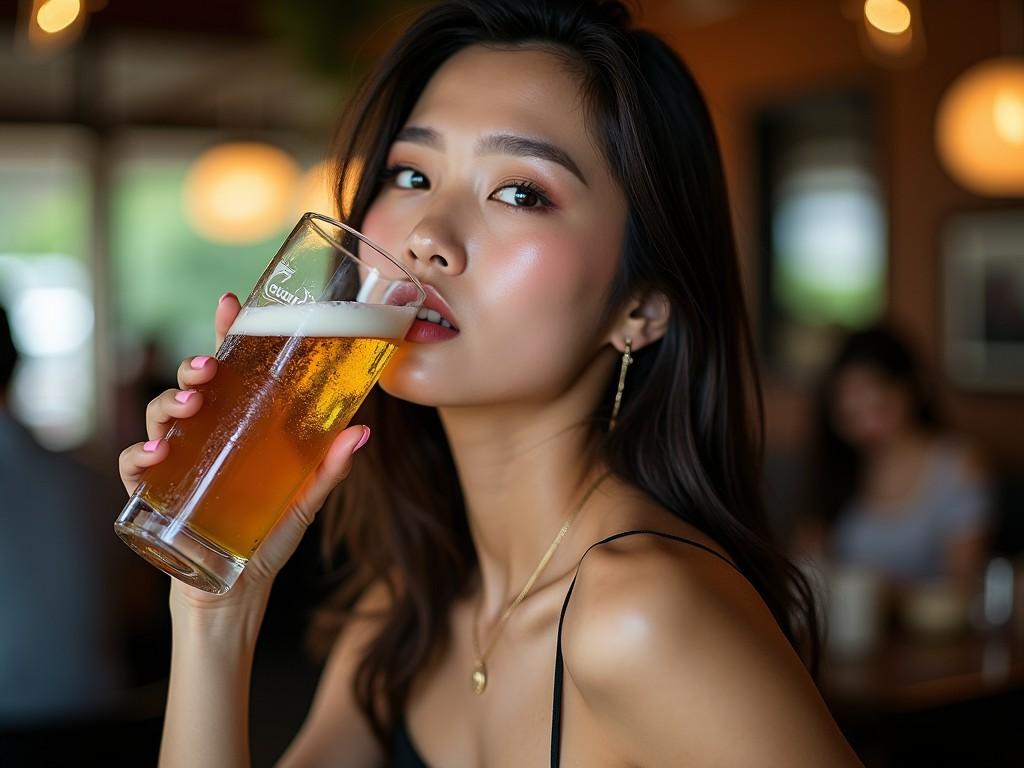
[405,318,460,343]
[385,281,459,329]
[384,280,459,342]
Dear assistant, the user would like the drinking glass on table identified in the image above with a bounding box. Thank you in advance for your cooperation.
[114,213,424,593]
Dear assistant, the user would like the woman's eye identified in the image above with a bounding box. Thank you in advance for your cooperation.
[491,183,548,209]
[394,168,429,189]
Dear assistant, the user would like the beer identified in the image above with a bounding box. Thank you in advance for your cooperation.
[115,212,425,593]
[135,301,416,561]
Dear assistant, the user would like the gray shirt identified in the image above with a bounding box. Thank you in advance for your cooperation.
[832,440,991,583]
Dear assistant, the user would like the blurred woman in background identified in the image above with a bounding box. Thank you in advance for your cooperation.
[807,325,992,588]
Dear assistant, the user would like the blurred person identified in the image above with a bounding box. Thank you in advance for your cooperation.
[805,325,992,589]
[118,2,863,766]
[0,306,129,728]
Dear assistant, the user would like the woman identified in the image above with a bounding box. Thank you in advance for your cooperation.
[120,1,861,765]
[807,326,991,587]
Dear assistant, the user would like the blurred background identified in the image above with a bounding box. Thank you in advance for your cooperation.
[0,0,1022,765]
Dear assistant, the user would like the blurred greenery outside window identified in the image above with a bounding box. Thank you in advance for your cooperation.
[110,133,299,378]
[0,127,318,449]
[0,128,94,449]
[756,92,887,383]
[772,159,885,328]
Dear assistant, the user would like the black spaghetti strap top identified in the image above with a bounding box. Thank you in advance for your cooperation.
[391,530,741,768]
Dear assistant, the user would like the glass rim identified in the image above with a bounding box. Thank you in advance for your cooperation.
[300,211,427,305]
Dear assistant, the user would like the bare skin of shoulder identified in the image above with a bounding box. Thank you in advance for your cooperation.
[390,499,861,767]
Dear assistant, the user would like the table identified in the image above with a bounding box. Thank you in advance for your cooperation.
[820,630,1024,767]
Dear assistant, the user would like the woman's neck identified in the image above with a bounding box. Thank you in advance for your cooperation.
[437,400,612,624]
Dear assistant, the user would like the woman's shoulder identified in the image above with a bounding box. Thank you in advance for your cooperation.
[555,516,855,765]
[560,516,790,684]
[925,434,991,495]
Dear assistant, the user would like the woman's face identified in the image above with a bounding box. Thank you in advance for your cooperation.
[830,364,912,449]
[361,44,628,408]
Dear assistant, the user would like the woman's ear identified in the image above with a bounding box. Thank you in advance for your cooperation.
[607,290,671,353]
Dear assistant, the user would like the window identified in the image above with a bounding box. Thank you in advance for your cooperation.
[0,127,93,449]
[756,91,887,382]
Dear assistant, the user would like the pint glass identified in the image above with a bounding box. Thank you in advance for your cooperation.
[114,213,424,593]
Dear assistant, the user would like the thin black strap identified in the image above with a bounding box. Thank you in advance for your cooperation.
[549,529,741,768]
[393,717,431,768]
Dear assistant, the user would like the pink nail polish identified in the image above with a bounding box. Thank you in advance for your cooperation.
[175,390,195,404]
[143,439,162,453]
[353,426,371,454]
[191,356,211,369]
[218,292,233,306]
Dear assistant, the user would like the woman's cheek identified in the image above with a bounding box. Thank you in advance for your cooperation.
[476,238,600,380]
[360,199,406,259]
[477,230,590,309]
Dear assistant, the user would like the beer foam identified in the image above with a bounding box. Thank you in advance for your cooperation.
[228,302,417,340]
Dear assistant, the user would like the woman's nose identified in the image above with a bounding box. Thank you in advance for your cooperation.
[404,215,467,276]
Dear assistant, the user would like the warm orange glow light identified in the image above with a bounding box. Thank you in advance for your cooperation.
[36,0,81,34]
[863,0,911,35]
[993,88,1024,145]
[936,58,1024,196]
[184,143,301,244]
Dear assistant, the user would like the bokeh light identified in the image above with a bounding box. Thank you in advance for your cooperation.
[936,58,1024,196]
[183,142,300,244]
[863,0,911,35]
[35,0,82,34]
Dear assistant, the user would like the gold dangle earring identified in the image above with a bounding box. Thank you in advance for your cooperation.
[609,337,633,431]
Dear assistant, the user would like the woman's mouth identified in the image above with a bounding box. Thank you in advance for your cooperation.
[402,283,460,343]
[415,306,456,330]
[405,315,460,343]
[385,280,459,343]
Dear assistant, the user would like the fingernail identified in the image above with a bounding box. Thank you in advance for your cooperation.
[191,355,211,369]
[143,439,162,453]
[218,292,234,306]
[352,426,371,454]
[175,390,196,404]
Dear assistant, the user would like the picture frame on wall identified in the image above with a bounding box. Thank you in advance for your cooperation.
[943,209,1024,391]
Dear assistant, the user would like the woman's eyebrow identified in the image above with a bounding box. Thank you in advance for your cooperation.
[393,125,589,187]
[477,133,588,187]
[394,125,443,148]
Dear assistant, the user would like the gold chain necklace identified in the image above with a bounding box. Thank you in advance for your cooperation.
[470,471,611,695]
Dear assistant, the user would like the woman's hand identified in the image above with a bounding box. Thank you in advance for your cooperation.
[118,292,370,619]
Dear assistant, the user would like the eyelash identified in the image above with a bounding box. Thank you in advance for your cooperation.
[379,164,413,184]
[379,164,554,213]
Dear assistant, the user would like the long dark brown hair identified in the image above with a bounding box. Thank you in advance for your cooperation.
[309,0,820,749]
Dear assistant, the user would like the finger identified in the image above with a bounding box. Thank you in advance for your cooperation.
[146,388,205,442]
[176,354,219,391]
[241,425,370,586]
[119,438,170,496]
[291,425,370,526]
[214,292,242,350]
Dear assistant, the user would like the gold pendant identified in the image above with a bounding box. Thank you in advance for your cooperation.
[471,661,488,695]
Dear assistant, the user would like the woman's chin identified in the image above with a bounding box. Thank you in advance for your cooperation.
[378,368,443,407]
